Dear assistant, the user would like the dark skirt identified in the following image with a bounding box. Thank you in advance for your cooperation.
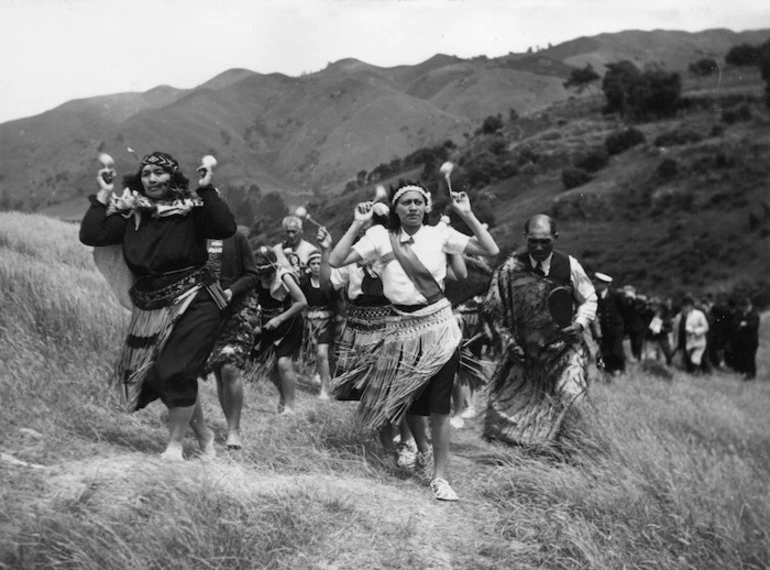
[204,291,260,374]
[137,289,223,409]
[253,308,303,362]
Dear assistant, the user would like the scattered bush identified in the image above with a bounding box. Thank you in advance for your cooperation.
[574,148,610,173]
[725,43,760,67]
[654,129,703,147]
[721,103,752,124]
[561,166,592,189]
[481,114,504,134]
[605,128,646,155]
[656,158,678,178]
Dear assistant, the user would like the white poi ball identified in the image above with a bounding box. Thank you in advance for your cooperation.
[440,215,451,225]
[295,206,308,218]
[374,185,388,202]
[439,161,454,175]
[201,155,218,168]
[372,202,390,216]
[98,153,115,167]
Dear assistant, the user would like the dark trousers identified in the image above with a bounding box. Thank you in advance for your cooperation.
[629,330,645,361]
[733,344,758,379]
[651,335,673,365]
[600,335,626,374]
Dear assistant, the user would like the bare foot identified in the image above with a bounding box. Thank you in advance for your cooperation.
[318,391,330,401]
[226,430,243,450]
[196,428,216,459]
[278,407,296,417]
[160,443,184,462]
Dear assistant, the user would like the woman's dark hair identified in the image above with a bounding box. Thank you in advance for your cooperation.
[387,180,430,231]
[122,167,190,199]
[254,246,278,274]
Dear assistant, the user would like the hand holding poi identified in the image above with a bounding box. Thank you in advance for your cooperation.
[96,153,116,193]
[353,201,374,224]
[440,161,455,196]
[449,190,472,217]
[316,226,333,251]
[197,155,217,186]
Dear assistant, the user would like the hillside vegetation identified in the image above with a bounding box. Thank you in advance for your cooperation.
[2,28,768,217]
[1,213,769,569]
[300,67,770,301]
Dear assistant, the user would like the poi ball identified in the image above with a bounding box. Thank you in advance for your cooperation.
[374,185,388,202]
[295,206,308,218]
[440,215,451,225]
[201,155,218,169]
[98,153,115,167]
[439,161,454,176]
[372,202,390,216]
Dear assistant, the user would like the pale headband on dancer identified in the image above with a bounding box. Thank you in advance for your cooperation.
[392,185,432,213]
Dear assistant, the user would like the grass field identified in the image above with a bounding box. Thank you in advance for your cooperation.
[1,212,768,569]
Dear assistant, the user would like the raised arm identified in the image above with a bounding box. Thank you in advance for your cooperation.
[317,226,334,289]
[449,192,499,257]
[328,202,373,268]
[79,167,127,246]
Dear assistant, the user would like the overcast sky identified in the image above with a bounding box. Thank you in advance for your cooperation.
[1,0,769,124]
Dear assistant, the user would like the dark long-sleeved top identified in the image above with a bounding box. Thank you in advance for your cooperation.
[79,186,236,281]
[219,231,259,298]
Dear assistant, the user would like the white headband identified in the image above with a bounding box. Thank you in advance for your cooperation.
[392,185,432,213]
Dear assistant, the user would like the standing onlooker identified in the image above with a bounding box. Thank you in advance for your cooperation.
[671,294,710,374]
[731,297,760,380]
[621,286,649,363]
[593,273,627,377]
[646,297,674,365]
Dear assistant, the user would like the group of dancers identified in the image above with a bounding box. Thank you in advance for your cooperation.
[81,151,499,502]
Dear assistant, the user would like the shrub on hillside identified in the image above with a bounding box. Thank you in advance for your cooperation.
[561,167,592,189]
[602,61,682,121]
[721,103,752,124]
[725,43,760,67]
[481,114,504,134]
[574,148,610,173]
[654,129,703,148]
[605,128,646,155]
[656,158,679,179]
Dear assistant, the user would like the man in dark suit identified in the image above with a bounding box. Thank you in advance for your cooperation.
[592,272,627,376]
[731,297,760,380]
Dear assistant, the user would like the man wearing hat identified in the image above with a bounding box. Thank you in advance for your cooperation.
[593,272,627,376]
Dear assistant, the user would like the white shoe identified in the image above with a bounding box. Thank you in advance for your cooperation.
[450,416,464,429]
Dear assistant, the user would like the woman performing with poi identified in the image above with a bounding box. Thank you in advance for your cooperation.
[299,250,336,400]
[79,151,236,461]
[202,231,259,450]
[250,246,307,416]
[329,183,499,501]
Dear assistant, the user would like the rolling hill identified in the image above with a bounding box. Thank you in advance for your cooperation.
[1,27,768,219]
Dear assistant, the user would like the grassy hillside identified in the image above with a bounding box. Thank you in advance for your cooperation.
[1,213,769,569]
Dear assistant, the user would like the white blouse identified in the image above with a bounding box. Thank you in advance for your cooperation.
[353,224,469,305]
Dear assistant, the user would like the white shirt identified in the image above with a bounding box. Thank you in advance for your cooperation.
[330,263,381,300]
[528,253,598,329]
[354,224,470,305]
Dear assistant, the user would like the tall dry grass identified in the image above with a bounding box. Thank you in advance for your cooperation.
[1,211,768,569]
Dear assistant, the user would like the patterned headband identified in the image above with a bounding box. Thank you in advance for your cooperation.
[391,185,432,213]
[141,152,179,173]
